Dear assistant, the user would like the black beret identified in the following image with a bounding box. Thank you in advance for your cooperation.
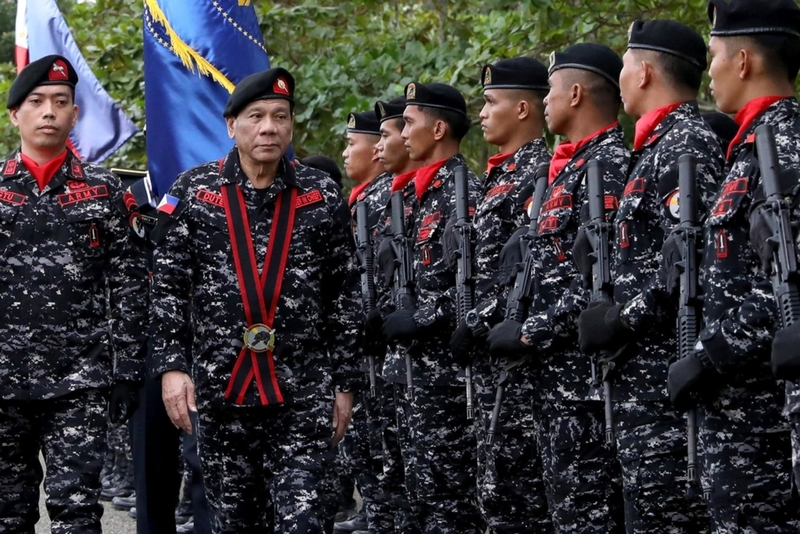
[482,57,550,91]
[404,82,467,117]
[223,67,294,118]
[709,0,800,38]
[300,155,342,187]
[627,20,707,71]
[7,55,78,109]
[375,97,406,123]
[346,110,381,135]
[702,111,739,152]
[548,43,623,89]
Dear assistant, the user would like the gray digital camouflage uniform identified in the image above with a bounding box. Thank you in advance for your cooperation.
[612,102,723,533]
[697,97,800,533]
[0,148,148,533]
[470,137,553,533]
[150,148,363,533]
[522,123,628,533]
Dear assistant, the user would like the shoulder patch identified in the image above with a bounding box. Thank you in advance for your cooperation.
[57,185,109,207]
[296,190,324,208]
[0,190,26,206]
[3,159,17,176]
[129,212,146,238]
[665,189,680,220]
[486,183,514,200]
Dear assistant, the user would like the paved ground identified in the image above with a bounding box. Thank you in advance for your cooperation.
[35,498,136,534]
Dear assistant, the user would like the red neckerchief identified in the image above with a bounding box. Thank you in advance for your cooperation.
[21,150,67,191]
[633,103,682,151]
[549,121,618,184]
[414,158,449,200]
[727,96,784,159]
[348,180,371,206]
[391,169,417,193]
[486,151,513,175]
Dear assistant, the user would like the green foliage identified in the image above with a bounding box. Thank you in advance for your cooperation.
[0,0,743,186]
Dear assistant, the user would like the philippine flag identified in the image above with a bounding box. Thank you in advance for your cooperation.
[15,0,139,163]
[156,194,180,215]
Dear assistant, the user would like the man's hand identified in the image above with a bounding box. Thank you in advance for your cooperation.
[577,302,630,354]
[332,391,354,446]
[487,320,529,359]
[162,370,196,434]
[109,381,140,424]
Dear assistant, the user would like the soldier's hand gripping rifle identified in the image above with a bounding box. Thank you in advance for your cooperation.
[390,191,417,399]
[754,124,800,378]
[453,165,476,419]
[673,154,702,492]
[486,165,549,445]
[584,160,616,445]
[356,200,378,398]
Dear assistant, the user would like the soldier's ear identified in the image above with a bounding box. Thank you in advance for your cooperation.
[432,119,447,141]
[638,61,651,89]
[225,116,236,139]
[8,108,19,127]
[517,100,530,121]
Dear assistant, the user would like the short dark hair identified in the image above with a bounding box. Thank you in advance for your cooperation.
[730,34,800,83]
[633,49,703,94]
[562,69,621,120]
[505,88,548,121]
[391,117,405,132]
[418,105,471,141]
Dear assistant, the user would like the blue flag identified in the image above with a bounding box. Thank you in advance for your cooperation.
[143,0,271,195]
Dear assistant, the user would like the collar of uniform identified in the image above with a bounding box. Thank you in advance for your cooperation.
[391,169,417,193]
[415,154,464,201]
[633,102,683,151]
[486,151,514,176]
[220,147,298,189]
[727,96,786,160]
[550,121,619,183]
[349,179,372,206]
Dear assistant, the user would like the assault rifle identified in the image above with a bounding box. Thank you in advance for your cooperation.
[486,165,549,445]
[754,124,800,378]
[673,154,702,491]
[355,200,378,398]
[453,165,476,419]
[390,191,417,399]
[584,160,616,445]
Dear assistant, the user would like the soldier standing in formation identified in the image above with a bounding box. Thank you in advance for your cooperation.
[0,55,147,532]
[150,68,363,533]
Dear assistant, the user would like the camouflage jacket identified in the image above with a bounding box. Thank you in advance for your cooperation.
[521,124,629,401]
[613,102,724,402]
[384,154,481,387]
[0,148,148,400]
[150,148,364,408]
[473,138,551,325]
[698,97,800,432]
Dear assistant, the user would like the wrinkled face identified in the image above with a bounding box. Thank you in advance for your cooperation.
[9,84,78,154]
[708,36,740,114]
[619,49,643,118]
[342,131,379,182]
[227,99,293,166]
[377,119,409,173]
[479,88,520,146]
[401,105,435,162]
[543,70,571,135]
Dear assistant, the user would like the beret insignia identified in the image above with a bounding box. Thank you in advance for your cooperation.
[406,83,416,100]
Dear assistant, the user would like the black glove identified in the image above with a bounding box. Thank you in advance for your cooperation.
[109,381,140,424]
[365,308,385,342]
[667,350,716,411]
[487,320,529,359]
[772,322,800,380]
[577,302,630,354]
[382,309,419,343]
[441,213,460,270]
[376,237,397,288]
[450,321,474,367]
[572,227,593,289]
[498,227,529,287]
[659,232,683,297]
[748,204,774,273]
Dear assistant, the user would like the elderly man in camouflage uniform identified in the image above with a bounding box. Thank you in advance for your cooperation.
[487,44,628,532]
[341,108,395,534]
[150,67,363,533]
[377,81,483,533]
[578,20,724,533]
[447,56,553,533]
[668,0,800,531]
[0,54,148,533]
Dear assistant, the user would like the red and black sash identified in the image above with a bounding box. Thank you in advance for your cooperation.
[221,183,298,406]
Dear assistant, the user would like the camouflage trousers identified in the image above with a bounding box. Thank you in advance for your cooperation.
[614,400,709,534]
[537,399,624,533]
[390,383,421,534]
[473,369,552,533]
[700,409,800,533]
[0,388,109,534]
[406,384,483,533]
[793,420,800,495]
[197,389,339,534]
[339,377,398,533]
